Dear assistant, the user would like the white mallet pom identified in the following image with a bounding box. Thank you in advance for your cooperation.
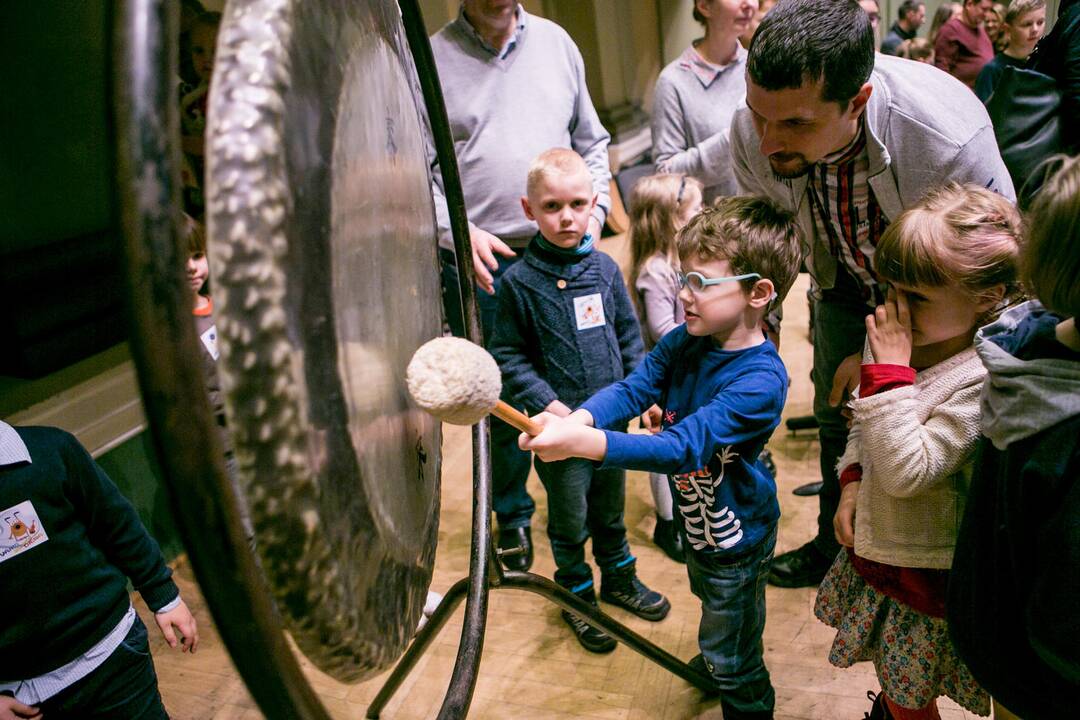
[406,337,502,426]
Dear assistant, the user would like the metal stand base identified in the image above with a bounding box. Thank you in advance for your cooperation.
[366,564,717,719]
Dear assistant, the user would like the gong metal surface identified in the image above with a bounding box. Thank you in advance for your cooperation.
[206,0,441,683]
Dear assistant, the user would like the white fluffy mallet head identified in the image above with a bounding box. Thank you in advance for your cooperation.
[406,337,502,426]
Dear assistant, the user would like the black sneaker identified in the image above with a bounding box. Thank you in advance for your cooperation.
[600,561,671,621]
[560,587,616,654]
[653,514,686,564]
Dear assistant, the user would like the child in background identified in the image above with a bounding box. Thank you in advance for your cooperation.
[627,173,703,563]
[814,184,1023,720]
[183,214,254,543]
[948,155,1080,720]
[898,37,935,64]
[521,198,803,718]
[180,11,221,218]
[975,0,1047,102]
[490,148,668,654]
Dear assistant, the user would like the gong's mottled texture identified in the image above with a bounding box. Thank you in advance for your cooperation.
[407,337,502,426]
[205,0,441,684]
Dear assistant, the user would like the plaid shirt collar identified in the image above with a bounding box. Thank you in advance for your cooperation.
[677,42,747,89]
[456,4,527,60]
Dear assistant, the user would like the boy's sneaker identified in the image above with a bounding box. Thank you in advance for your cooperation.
[560,587,616,654]
[600,561,671,621]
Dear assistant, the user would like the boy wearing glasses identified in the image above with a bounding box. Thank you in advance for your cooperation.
[489,148,668,654]
[520,197,802,719]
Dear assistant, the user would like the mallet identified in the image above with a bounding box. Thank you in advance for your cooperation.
[406,337,544,435]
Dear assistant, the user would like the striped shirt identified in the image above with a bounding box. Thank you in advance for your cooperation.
[807,126,889,307]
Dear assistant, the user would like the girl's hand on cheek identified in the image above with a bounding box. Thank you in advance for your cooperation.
[866,288,913,366]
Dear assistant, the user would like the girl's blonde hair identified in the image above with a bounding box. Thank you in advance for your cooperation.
[874,183,1023,312]
[1024,155,1080,318]
[627,173,703,311]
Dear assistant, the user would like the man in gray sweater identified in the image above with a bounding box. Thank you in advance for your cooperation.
[429,0,612,570]
[730,0,1013,591]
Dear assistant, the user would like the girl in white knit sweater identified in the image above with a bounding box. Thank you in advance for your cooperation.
[627,173,702,563]
[813,184,1023,720]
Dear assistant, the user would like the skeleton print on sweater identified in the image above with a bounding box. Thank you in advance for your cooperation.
[673,446,743,551]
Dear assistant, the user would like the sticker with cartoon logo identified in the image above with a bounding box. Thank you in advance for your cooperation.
[0,500,49,563]
[573,293,606,330]
[672,446,742,551]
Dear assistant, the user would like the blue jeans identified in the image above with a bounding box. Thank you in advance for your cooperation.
[441,248,535,529]
[686,525,777,717]
[37,616,169,719]
[810,277,869,560]
[535,457,632,590]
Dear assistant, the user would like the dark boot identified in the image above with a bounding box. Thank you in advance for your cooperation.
[600,560,671,621]
[652,514,686,563]
[863,690,894,720]
[767,540,832,588]
[560,586,617,654]
[497,526,533,572]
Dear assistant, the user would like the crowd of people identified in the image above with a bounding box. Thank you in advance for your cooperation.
[2,1,1078,719]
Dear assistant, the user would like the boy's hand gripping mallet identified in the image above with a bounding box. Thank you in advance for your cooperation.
[406,337,544,436]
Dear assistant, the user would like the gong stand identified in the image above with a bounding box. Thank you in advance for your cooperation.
[365,2,717,717]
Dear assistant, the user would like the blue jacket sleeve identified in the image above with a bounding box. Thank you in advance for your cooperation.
[489,275,560,412]
[609,262,645,377]
[600,366,786,475]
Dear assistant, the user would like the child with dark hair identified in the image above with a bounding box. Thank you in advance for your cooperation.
[948,155,1080,720]
[521,196,803,719]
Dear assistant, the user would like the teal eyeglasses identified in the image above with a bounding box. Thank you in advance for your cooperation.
[677,271,761,294]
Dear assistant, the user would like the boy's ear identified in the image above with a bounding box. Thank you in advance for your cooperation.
[976,283,1007,313]
[590,192,598,211]
[747,278,776,309]
[521,196,535,221]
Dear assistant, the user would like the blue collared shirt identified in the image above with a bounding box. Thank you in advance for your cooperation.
[455,3,527,60]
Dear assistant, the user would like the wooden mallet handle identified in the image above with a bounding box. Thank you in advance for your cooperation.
[492,401,544,436]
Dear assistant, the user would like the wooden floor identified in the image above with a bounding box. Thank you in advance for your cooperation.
[137,236,985,719]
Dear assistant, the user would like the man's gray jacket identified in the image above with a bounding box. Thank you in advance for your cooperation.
[731,54,1015,292]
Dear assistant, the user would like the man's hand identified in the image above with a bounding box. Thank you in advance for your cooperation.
[828,352,863,408]
[833,481,860,547]
[587,216,602,242]
[519,415,606,462]
[155,598,199,654]
[0,697,41,720]
[866,288,913,366]
[640,404,662,434]
[470,226,516,295]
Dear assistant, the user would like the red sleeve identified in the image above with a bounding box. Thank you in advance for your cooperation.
[860,363,916,397]
[839,463,863,488]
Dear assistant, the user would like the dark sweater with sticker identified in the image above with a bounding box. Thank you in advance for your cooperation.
[0,426,178,680]
[490,236,644,414]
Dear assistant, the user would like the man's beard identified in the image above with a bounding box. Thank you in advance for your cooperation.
[768,153,812,180]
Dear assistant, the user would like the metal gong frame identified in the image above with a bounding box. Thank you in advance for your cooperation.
[114,1,715,719]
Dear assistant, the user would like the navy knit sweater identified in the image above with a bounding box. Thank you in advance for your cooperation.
[581,327,786,557]
[490,237,644,414]
[0,427,178,679]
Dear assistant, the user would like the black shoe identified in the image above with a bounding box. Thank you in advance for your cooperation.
[863,690,893,720]
[600,561,671,621]
[561,587,617,654]
[785,414,819,432]
[759,449,777,480]
[792,481,824,497]
[653,514,686,563]
[497,526,533,572]
[767,541,833,588]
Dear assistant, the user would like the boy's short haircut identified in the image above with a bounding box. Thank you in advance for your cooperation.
[182,212,207,254]
[1024,155,1080,318]
[1004,0,1045,25]
[747,0,875,108]
[676,197,803,306]
[526,147,591,199]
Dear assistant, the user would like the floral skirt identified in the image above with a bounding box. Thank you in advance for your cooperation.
[813,551,990,716]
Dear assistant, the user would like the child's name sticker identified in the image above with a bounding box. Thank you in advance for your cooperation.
[0,500,49,564]
[573,293,606,330]
[201,324,220,361]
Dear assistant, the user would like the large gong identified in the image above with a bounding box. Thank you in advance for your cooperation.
[206,0,442,683]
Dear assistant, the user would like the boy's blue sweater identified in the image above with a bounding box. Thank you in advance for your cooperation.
[581,325,786,556]
[491,237,644,413]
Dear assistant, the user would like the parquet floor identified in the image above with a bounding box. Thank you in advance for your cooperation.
[136,235,985,719]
